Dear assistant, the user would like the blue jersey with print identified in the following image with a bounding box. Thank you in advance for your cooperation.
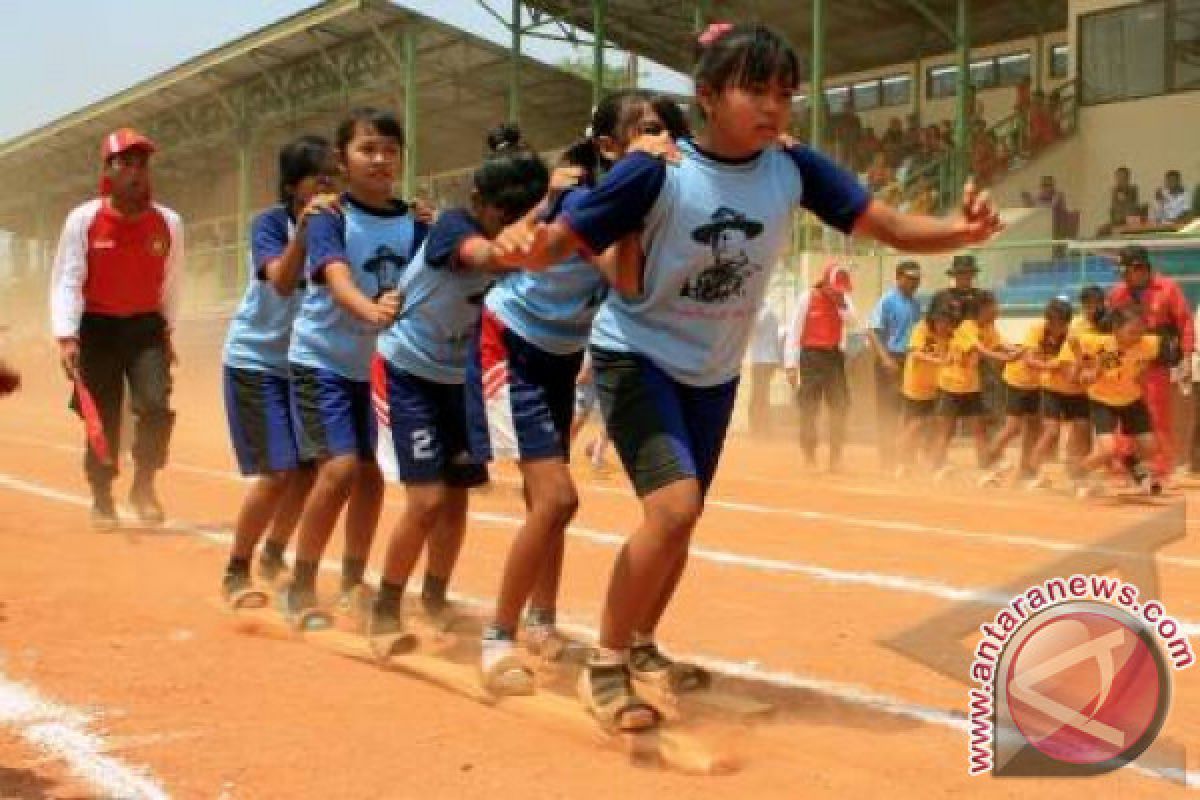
[485,188,609,355]
[223,206,302,376]
[288,195,424,381]
[567,140,870,386]
[869,287,922,355]
[377,208,495,384]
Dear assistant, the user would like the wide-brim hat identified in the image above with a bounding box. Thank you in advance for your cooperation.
[691,206,764,244]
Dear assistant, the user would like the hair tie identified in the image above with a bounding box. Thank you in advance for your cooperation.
[698,22,734,47]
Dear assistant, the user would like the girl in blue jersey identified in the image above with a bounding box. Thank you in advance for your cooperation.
[283,108,427,617]
[366,125,550,648]
[466,91,691,694]
[495,23,1003,731]
[221,135,337,599]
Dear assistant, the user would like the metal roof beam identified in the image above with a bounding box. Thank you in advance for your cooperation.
[901,0,956,44]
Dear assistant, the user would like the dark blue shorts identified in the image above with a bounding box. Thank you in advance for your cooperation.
[466,310,583,463]
[223,366,301,475]
[376,356,488,487]
[591,347,738,498]
[288,363,377,462]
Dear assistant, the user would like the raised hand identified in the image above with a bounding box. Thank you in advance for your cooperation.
[958,180,1004,244]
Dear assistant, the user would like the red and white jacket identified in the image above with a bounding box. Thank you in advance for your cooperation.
[50,197,185,339]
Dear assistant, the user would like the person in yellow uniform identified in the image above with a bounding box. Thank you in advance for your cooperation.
[929,290,1022,480]
[1062,306,1162,496]
[979,298,1072,486]
[894,291,957,478]
[1024,287,1104,490]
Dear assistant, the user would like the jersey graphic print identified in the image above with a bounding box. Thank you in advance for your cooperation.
[363,245,410,298]
[681,207,765,304]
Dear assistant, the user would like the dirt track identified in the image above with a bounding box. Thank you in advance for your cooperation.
[0,319,1195,798]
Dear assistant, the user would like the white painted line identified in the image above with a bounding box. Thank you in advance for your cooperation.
[0,471,1195,790]
[0,678,170,800]
[7,433,1199,572]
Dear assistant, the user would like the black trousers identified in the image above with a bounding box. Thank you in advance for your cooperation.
[874,354,906,468]
[74,313,175,491]
[796,348,848,462]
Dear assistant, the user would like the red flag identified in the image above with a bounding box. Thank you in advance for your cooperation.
[74,378,112,465]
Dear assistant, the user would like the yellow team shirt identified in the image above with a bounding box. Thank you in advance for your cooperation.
[1001,322,1047,390]
[1061,333,1160,407]
[902,320,949,401]
[1042,317,1096,396]
[938,320,1003,395]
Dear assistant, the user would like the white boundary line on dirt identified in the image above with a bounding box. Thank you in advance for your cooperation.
[6,433,1199,572]
[0,673,171,800]
[0,470,1194,790]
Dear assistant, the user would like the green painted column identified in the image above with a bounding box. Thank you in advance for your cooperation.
[810,0,825,151]
[592,0,607,108]
[235,129,252,291]
[694,0,712,32]
[403,26,419,199]
[509,0,521,123]
[953,0,971,200]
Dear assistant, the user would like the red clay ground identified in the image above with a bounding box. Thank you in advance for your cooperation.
[0,319,1196,799]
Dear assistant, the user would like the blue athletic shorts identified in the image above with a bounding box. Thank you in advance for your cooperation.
[223,366,301,475]
[288,363,377,462]
[466,309,583,463]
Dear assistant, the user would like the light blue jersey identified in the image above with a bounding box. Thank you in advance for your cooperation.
[289,195,424,382]
[223,206,301,376]
[377,209,495,384]
[485,189,608,355]
[568,140,870,386]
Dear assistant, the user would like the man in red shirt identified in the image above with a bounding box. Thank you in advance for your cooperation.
[50,129,184,529]
[1108,245,1194,477]
[785,262,856,471]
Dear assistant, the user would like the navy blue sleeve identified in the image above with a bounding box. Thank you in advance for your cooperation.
[304,210,346,285]
[250,207,290,280]
[425,208,484,271]
[563,152,666,253]
[786,146,871,235]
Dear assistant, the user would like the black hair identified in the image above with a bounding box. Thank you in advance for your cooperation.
[1079,285,1105,306]
[473,123,549,218]
[962,289,997,321]
[694,24,799,100]
[1044,297,1073,325]
[1108,305,1144,332]
[928,289,962,324]
[278,134,333,207]
[896,260,921,278]
[561,90,691,186]
[335,107,405,153]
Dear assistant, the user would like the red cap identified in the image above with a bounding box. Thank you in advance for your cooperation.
[101,128,156,161]
[819,261,854,293]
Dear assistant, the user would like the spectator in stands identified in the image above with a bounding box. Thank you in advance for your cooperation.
[1029,89,1059,153]
[866,152,894,194]
[902,114,923,162]
[1108,245,1194,478]
[1099,166,1143,237]
[1152,170,1194,226]
[858,126,881,173]
[748,303,783,436]
[868,261,923,471]
[881,117,906,169]
[971,120,998,187]
[831,95,862,166]
[907,179,940,215]
[1024,175,1071,238]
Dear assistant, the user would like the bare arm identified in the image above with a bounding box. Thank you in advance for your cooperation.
[324,262,398,328]
[852,182,1003,254]
[265,194,340,296]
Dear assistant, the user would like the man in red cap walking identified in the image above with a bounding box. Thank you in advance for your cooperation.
[1108,244,1193,478]
[784,261,858,471]
[50,128,184,528]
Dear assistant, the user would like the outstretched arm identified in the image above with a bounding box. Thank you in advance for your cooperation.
[853,182,1004,254]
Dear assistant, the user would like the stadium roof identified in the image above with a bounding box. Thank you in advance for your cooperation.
[0,0,594,235]
[523,0,1069,79]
